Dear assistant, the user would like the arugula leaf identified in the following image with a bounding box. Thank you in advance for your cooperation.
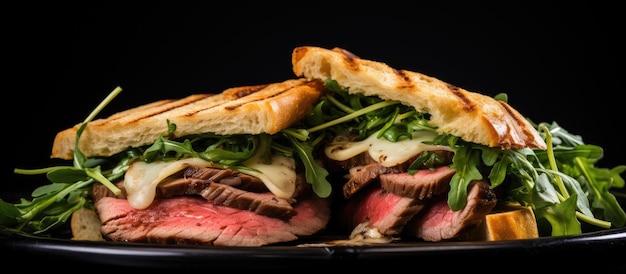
[2,87,124,234]
[282,131,331,198]
[447,144,484,211]
[1,179,93,233]
[535,194,582,236]
[574,157,626,227]
[4,79,626,240]
[311,79,626,236]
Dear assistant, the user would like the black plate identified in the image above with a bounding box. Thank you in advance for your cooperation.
[2,224,626,270]
[4,165,626,270]
[4,4,625,270]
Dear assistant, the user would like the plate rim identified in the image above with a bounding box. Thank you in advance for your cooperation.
[3,226,625,268]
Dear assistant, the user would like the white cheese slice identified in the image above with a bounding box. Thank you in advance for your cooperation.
[243,155,296,199]
[324,130,452,167]
[124,158,213,209]
[123,156,297,210]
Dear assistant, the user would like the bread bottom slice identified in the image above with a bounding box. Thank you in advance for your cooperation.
[71,207,104,241]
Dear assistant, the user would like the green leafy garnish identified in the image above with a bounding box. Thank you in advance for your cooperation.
[1,86,334,234]
[306,80,626,236]
[2,78,625,240]
[282,132,331,198]
[2,86,124,234]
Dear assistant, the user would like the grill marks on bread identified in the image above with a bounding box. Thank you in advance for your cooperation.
[224,82,306,110]
[393,69,416,90]
[292,46,546,150]
[100,94,215,128]
[51,78,325,159]
[448,84,476,112]
[231,83,270,98]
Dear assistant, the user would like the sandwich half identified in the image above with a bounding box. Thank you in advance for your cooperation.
[52,78,332,246]
[291,46,548,241]
[6,46,623,246]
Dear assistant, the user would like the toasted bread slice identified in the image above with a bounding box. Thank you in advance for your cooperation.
[292,46,546,150]
[51,78,326,159]
[70,207,104,241]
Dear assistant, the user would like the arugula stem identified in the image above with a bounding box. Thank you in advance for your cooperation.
[574,157,602,204]
[85,168,122,196]
[540,124,570,199]
[325,94,355,113]
[83,86,123,123]
[19,179,93,227]
[396,110,416,121]
[74,86,123,195]
[576,211,612,228]
[539,124,614,229]
[13,166,71,175]
[280,128,310,142]
[307,100,400,133]
[376,107,399,138]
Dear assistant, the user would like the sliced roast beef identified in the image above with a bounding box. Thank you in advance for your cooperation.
[379,166,455,200]
[337,186,424,236]
[91,165,300,220]
[96,192,331,247]
[157,177,297,220]
[199,182,297,220]
[403,180,497,241]
[338,150,455,199]
[343,163,404,198]
[336,167,497,242]
[183,166,268,193]
[92,165,331,247]
[324,152,378,172]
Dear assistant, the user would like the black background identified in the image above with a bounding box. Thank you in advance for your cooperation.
[5,2,624,196]
[2,1,625,269]
[5,3,624,194]
[8,2,623,193]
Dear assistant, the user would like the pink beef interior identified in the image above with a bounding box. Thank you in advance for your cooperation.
[96,194,330,247]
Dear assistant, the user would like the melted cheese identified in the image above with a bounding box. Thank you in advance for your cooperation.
[123,156,297,210]
[324,130,452,167]
[124,158,213,209]
[243,156,296,199]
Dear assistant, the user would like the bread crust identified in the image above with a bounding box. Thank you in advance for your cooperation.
[51,78,326,159]
[70,207,104,241]
[292,46,546,150]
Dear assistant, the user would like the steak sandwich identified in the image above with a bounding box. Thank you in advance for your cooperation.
[291,46,552,242]
[6,46,624,247]
[50,79,333,247]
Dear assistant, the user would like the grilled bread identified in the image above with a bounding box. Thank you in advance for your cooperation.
[70,207,104,241]
[292,46,546,150]
[51,78,326,159]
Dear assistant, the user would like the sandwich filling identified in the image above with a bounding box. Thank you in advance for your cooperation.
[4,47,624,244]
